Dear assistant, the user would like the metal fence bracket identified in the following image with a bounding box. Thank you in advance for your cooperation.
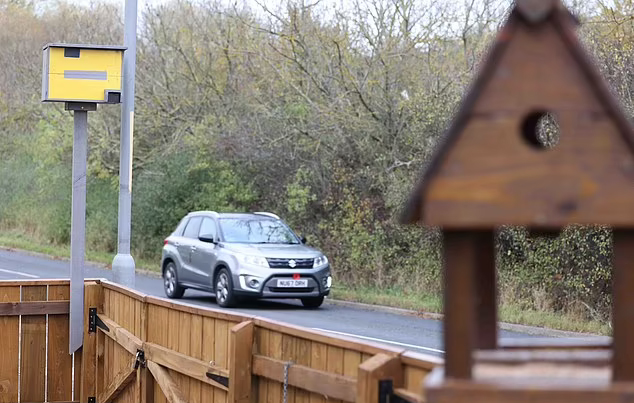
[206,372,229,388]
[378,380,414,403]
[88,307,110,333]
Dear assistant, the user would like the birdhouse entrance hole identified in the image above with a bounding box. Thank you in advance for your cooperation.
[521,110,560,150]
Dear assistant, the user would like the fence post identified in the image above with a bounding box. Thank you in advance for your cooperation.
[357,353,403,403]
[229,320,254,403]
[80,281,102,402]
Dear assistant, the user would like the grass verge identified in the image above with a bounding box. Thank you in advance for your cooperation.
[0,230,159,273]
[0,230,611,336]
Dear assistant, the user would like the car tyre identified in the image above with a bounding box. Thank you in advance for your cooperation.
[163,261,185,299]
[215,268,238,308]
[301,296,324,309]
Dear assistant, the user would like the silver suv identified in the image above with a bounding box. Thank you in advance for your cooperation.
[160,211,332,308]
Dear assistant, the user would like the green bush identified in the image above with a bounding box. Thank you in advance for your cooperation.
[131,150,257,261]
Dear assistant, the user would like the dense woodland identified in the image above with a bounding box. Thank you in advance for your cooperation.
[0,0,632,324]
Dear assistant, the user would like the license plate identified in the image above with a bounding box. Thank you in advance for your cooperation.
[277,279,308,288]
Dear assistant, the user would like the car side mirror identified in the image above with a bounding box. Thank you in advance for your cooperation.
[300,236,307,244]
[199,235,217,244]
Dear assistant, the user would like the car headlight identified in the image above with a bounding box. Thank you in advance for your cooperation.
[313,255,329,267]
[240,255,269,267]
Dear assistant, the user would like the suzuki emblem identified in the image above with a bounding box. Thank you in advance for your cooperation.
[288,259,297,268]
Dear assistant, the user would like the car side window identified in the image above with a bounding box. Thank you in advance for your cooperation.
[183,217,202,239]
[174,217,188,236]
[199,218,217,240]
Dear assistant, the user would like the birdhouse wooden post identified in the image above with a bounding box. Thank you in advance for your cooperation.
[401,0,634,401]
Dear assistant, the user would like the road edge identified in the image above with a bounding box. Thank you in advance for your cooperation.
[324,298,602,338]
[0,244,603,338]
[0,244,164,279]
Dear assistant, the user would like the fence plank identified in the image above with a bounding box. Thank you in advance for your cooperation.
[214,320,229,403]
[0,301,69,315]
[143,342,229,390]
[121,295,137,403]
[267,331,282,403]
[309,341,328,403]
[96,328,105,397]
[111,290,120,398]
[281,334,296,403]
[256,327,269,403]
[178,312,192,401]
[147,361,187,403]
[80,282,101,402]
[327,345,344,403]
[166,307,181,403]
[294,336,311,403]
[189,314,203,403]
[98,315,143,355]
[229,321,254,403]
[343,351,362,380]
[0,285,20,403]
[74,349,82,401]
[135,367,142,403]
[103,290,111,398]
[151,305,169,403]
[135,299,142,338]
[20,285,47,402]
[48,284,73,401]
[145,296,250,323]
[0,279,71,286]
[404,365,427,396]
[98,357,136,403]
[252,355,356,402]
[255,319,403,356]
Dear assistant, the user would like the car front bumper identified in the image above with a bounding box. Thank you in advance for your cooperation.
[232,264,332,298]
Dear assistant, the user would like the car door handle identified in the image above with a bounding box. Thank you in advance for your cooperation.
[191,246,197,251]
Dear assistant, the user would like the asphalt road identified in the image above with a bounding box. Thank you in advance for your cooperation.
[0,248,591,357]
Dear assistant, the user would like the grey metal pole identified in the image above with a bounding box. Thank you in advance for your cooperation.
[112,0,138,287]
[69,108,88,354]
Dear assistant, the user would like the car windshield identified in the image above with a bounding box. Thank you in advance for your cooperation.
[218,218,300,244]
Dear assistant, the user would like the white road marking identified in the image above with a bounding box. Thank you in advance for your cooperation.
[311,327,445,354]
[0,268,40,278]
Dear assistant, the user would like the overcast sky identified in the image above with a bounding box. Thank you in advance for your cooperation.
[63,0,343,15]
[57,0,353,32]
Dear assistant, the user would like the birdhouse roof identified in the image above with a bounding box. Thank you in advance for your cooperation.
[400,0,634,229]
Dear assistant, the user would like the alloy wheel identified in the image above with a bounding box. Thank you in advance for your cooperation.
[216,272,229,304]
[165,266,176,295]
[163,262,184,298]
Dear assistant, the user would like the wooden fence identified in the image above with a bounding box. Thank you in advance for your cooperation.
[0,279,442,403]
[0,279,82,403]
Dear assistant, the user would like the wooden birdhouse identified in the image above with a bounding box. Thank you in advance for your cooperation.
[400,0,634,401]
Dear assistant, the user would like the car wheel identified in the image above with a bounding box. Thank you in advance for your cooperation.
[215,268,237,308]
[163,261,185,299]
[301,296,324,309]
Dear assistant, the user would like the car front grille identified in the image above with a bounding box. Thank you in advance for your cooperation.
[266,258,314,269]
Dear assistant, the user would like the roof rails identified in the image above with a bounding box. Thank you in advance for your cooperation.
[253,211,280,219]
[188,210,219,217]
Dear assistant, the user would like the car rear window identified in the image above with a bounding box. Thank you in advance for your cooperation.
[183,217,203,238]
